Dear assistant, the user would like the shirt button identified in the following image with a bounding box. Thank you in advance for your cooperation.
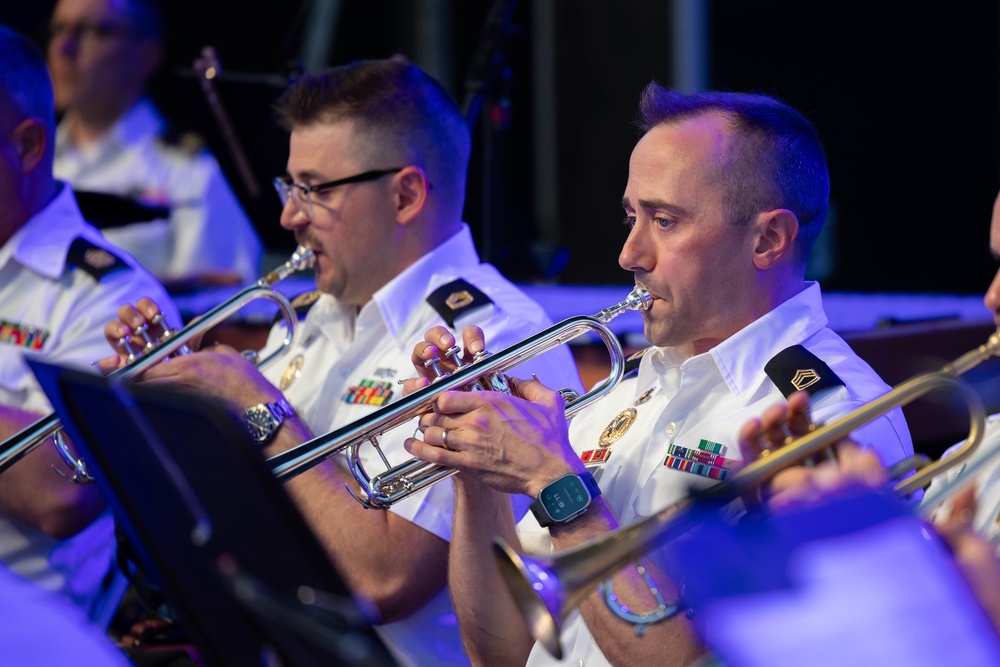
[665,421,678,436]
[575,661,585,667]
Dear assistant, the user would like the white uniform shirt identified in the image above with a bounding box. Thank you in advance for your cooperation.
[924,415,1000,542]
[54,98,262,284]
[519,282,914,667]
[259,224,584,667]
[0,183,179,623]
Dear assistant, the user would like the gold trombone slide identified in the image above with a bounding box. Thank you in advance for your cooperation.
[494,328,1000,659]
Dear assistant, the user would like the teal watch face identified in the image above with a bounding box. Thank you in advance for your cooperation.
[540,474,591,522]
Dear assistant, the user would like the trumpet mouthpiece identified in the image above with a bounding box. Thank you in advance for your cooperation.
[261,245,316,285]
[593,286,652,323]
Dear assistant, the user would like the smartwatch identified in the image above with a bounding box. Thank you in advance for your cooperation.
[529,471,602,527]
[243,398,295,446]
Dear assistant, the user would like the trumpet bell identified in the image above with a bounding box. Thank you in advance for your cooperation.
[493,541,564,660]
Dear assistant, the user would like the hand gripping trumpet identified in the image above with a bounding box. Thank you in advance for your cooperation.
[493,328,1000,659]
[0,246,315,483]
[267,286,652,508]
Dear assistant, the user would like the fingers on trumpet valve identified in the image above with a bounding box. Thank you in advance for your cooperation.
[111,299,187,365]
[739,391,822,462]
[422,345,464,380]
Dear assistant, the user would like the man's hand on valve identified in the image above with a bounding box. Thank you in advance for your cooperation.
[736,390,887,513]
[96,297,284,412]
[401,325,586,498]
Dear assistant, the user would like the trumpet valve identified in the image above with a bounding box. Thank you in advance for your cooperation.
[424,355,450,381]
[117,334,141,365]
[444,345,465,367]
[134,322,156,351]
[151,315,191,356]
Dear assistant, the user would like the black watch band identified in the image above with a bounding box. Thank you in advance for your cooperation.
[529,471,602,528]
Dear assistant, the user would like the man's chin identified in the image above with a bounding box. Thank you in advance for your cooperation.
[642,322,666,348]
[642,316,682,349]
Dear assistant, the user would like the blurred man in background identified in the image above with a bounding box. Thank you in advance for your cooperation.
[47,0,262,287]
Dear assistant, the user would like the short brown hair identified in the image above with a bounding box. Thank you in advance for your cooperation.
[274,55,471,205]
[638,84,830,266]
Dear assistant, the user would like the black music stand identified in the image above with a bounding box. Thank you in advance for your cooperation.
[28,359,395,667]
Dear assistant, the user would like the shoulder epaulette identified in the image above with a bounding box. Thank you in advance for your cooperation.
[157,124,205,155]
[275,290,322,323]
[624,346,652,377]
[426,279,493,328]
[74,190,170,230]
[764,344,845,398]
[66,237,131,280]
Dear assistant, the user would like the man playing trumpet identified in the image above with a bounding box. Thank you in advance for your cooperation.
[99,56,581,665]
[403,86,914,666]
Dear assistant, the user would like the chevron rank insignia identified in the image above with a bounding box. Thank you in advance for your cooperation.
[763,345,844,398]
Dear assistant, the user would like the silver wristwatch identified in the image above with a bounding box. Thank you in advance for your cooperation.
[242,398,295,446]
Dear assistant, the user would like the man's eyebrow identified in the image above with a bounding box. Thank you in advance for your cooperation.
[621,196,691,219]
[288,169,325,183]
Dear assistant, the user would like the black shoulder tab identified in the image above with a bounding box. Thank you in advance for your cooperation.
[158,124,205,155]
[624,346,652,377]
[426,279,493,328]
[66,238,131,280]
[74,190,170,230]
[274,290,322,323]
[764,344,844,398]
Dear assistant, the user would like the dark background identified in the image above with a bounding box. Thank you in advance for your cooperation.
[6,1,999,294]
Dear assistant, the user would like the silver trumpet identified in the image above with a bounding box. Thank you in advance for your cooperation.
[0,246,316,483]
[268,286,652,508]
[493,328,1000,659]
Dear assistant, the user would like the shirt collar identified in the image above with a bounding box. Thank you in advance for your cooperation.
[2,183,99,279]
[370,223,482,342]
[637,282,828,404]
[298,224,482,346]
[55,98,162,160]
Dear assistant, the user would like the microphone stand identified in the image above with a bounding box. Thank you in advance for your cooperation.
[461,0,518,268]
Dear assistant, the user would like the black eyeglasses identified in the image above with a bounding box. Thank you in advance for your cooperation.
[273,168,404,220]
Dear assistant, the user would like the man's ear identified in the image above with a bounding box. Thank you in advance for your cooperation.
[12,118,47,174]
[752,208,799,269]
[393,166,430,225]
